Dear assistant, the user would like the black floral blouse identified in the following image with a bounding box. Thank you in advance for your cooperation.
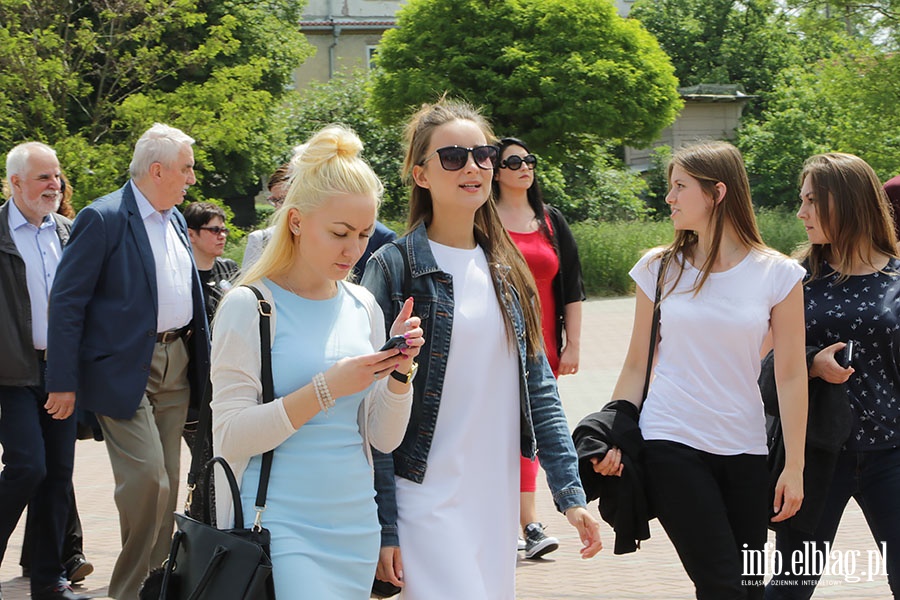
[804,258,900,450]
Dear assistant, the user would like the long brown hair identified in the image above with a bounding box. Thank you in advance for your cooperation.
[402,98,544,357]
[794,153,898,283]
[661,141,765,294]
[57,172,75,219]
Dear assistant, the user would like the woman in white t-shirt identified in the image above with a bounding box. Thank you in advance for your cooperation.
[594,141,809,599]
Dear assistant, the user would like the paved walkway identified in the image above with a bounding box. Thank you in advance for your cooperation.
[1,298,892,599]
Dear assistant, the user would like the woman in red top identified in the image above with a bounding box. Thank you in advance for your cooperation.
[492,137,586,559]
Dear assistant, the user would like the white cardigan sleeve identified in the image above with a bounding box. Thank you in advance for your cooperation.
[211,285,296,466]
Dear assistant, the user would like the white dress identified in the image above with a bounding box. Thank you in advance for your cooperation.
[396,242,520,600]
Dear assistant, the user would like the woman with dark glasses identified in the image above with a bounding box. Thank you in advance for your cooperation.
[362,98,601,599]
[491,136,585,561]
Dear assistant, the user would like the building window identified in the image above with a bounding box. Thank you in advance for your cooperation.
[367,46,378,70]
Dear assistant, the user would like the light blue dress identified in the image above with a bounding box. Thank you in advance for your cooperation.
[239,281,379,598]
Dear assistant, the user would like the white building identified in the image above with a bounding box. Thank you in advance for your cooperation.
[624,85,755,172]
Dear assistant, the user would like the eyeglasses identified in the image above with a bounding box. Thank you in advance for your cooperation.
[500,154,538,171]
[197,226,229,236]
[419,145,499,171]
[267,196,285,207]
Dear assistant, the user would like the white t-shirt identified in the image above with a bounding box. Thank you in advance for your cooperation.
[630,246,805,455]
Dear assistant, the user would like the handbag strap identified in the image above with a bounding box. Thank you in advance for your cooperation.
[243,285,276,530]
[186,381,213,516]
[642,251,671,402]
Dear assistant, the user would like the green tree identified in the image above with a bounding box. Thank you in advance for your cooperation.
[0,0,312,213]
[276,70,407,221]
[369,0,681,158]
[547,144,650,222]
[788,0,900,51]
[644,145,673,219]
[738,44,900,207]
[630,0,801,113]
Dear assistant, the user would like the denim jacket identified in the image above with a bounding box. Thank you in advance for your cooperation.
[361,222,587,546]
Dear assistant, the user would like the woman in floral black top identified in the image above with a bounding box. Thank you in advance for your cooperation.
[766,153,900,598]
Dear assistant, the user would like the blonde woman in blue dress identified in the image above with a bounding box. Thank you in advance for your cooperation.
[210,125,423,598]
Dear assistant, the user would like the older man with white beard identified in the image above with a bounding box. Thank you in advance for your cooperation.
[0,142,89,600]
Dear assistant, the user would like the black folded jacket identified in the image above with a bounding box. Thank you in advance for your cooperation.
[572,400,653,555]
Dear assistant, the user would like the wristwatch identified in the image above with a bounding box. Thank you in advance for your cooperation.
[390,361,418,385]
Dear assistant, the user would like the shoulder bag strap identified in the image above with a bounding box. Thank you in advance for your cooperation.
[642,251,671,402]
[243,285,276,530]
[186,381,213,517]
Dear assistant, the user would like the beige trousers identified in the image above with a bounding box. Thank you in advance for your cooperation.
[96,339,190,600]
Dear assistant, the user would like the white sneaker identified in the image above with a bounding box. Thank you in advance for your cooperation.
[523,522,559,559]
[517,536,526,551]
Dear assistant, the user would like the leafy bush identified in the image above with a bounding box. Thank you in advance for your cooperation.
[756,207,806,255]
[571,206,806,296]
[255,204,275,229]
[571,220,671,296]
[545,144,651,223]
[644,145,673,219]
[222,235,247,265]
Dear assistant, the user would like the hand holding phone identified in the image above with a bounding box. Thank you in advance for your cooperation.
[379,334,408,352]
[839,340,854,368]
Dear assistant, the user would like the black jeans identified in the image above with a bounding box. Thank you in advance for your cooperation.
[0,361,76,591]
[645,440,768,600]
[765,447,900,599]
[21,485,84,572]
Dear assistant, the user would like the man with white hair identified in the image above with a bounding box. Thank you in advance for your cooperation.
[46,124,210,600]
[0,142,89,600]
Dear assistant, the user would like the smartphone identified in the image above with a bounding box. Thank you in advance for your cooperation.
[839,340,854,368]
[379,334,408,352]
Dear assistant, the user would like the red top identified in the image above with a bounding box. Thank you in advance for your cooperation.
[508,220,560,375]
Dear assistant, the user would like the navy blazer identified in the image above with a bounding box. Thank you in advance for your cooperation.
[46,182,210,419]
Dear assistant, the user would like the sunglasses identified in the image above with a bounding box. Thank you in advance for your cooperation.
[197,226,229,236]
[420,145,499,171]
[500,154,538,171]
[267,195,285,207]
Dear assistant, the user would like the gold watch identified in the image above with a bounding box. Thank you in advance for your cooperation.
[390,361,418,385]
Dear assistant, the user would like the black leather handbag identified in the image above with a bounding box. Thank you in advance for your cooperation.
[141,285,278,600]
[158,456,274,600]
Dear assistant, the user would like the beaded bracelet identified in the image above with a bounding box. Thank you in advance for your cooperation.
[313,372,335,413]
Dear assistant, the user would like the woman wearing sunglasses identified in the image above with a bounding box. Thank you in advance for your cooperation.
[361,98,601,599]
[491,137,585,560]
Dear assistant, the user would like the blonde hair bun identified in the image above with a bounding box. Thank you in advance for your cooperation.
[297,125,364,171]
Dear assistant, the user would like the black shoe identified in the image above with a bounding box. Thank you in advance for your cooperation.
[32,583,91,600]
[21,565,30,578]
[65,557,94,584]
